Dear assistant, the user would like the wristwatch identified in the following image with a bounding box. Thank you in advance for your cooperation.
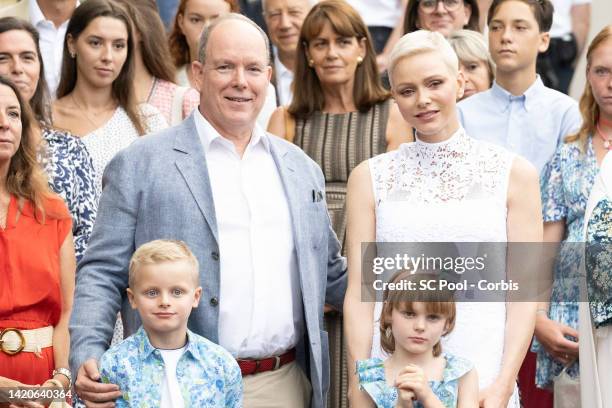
[52,367,72,388]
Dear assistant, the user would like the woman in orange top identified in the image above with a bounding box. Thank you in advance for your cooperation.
[0,76,75,396]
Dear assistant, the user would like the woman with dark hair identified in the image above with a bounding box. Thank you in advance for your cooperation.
[118,0,199,125]
[268,0,411,254]
[267,2,411,405]
[403,0,480,36]
[52,0,167,193]
[0,75,75,402]
[0,16,97,261]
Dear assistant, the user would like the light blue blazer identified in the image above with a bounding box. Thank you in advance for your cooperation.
[69,113,347,408]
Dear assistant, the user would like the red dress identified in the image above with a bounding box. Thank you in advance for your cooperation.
[0,195,72,385]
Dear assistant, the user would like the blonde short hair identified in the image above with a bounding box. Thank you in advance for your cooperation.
[448,29,495,84]
[388,30,459,88]
[129,240,199,288]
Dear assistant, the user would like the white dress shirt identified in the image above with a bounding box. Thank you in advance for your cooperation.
[29,0,77,98]
[273,51,294,106]
[193,109,303,358]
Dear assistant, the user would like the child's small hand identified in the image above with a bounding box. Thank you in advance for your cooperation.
[394,364,436,406]
[395,387,415,408]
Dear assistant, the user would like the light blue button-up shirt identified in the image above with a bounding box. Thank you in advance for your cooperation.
[457,76,581,173]
[99,327,242,407]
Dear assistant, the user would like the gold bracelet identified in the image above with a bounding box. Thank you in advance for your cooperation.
[46,378,64,389]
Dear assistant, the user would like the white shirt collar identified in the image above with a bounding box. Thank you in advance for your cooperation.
[29,0,79,27]
[273,51,292,80]
[193,108,270,156]
[29,1,46,25]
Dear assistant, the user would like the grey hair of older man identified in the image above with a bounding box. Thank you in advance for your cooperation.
[196,13,271,66]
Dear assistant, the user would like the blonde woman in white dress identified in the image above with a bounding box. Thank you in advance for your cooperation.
[344,30,542,408]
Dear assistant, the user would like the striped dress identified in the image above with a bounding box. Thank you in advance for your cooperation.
[293,99,391,408]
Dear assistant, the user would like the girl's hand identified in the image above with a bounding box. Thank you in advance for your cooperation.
[534,314,579,365]
[394,364,437,406]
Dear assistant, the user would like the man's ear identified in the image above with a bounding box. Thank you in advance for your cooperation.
[191,60,204,92]
[538,32,551,54]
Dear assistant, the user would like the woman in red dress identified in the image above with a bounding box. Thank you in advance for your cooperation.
[0,76,75,398]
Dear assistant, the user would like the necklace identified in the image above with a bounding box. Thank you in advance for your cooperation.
[596,121,612,150]
[70,94,116,130]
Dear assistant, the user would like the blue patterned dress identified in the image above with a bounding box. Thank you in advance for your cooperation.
[40,128,99,261]
[532,138,598,388]
[356,353,473,408]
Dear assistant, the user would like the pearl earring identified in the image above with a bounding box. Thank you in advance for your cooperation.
[308,59,314,67]
[356,56,363,65]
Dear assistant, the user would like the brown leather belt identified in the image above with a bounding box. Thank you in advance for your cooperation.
[237,348,296,376]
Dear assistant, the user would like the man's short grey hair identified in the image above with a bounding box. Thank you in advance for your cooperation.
[197,13,271,65]
[387,30,459,88]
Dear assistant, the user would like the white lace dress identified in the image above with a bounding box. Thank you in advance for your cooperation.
[368,127,520,407]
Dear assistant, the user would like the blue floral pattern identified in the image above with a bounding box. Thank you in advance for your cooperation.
[99,327,242,407]
[356,353,473,408]
[585,198,612,328]
[39,128,99,261]
[531,138,598,388]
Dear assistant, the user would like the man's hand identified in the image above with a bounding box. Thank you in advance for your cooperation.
[534,314,579,366]
[75,359,122,408]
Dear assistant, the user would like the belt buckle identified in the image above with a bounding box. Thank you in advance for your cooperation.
[0,328,26,355]
[273,355,281,370]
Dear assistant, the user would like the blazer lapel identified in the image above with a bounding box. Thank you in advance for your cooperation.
[269,139,315,317]
[173,116,219,243]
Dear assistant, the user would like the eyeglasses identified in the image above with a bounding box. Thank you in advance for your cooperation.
[418,0,462,13]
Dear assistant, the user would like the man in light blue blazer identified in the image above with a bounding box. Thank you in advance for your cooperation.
[70,14,346,408]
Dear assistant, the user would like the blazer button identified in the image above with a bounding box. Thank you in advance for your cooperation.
[211,251,219,261]
[210,297,219,306]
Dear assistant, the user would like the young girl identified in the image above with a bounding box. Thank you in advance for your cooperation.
[357,271,479,408]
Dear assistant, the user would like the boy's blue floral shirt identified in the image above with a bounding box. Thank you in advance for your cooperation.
[99,327,242,407]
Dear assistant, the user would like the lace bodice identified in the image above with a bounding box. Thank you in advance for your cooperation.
[367,128,519,406]
[369,128,513,243]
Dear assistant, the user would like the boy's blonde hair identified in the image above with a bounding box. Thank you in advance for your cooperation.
[380,270,456,357]
[128,240,199,288]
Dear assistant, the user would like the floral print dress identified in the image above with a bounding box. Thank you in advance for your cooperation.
[40,128,99,261]
[532,138,599,388]
[356,353,473,408]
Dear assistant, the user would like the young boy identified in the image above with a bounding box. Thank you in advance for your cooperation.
[99,240,242,407]
[457,0,581,173]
